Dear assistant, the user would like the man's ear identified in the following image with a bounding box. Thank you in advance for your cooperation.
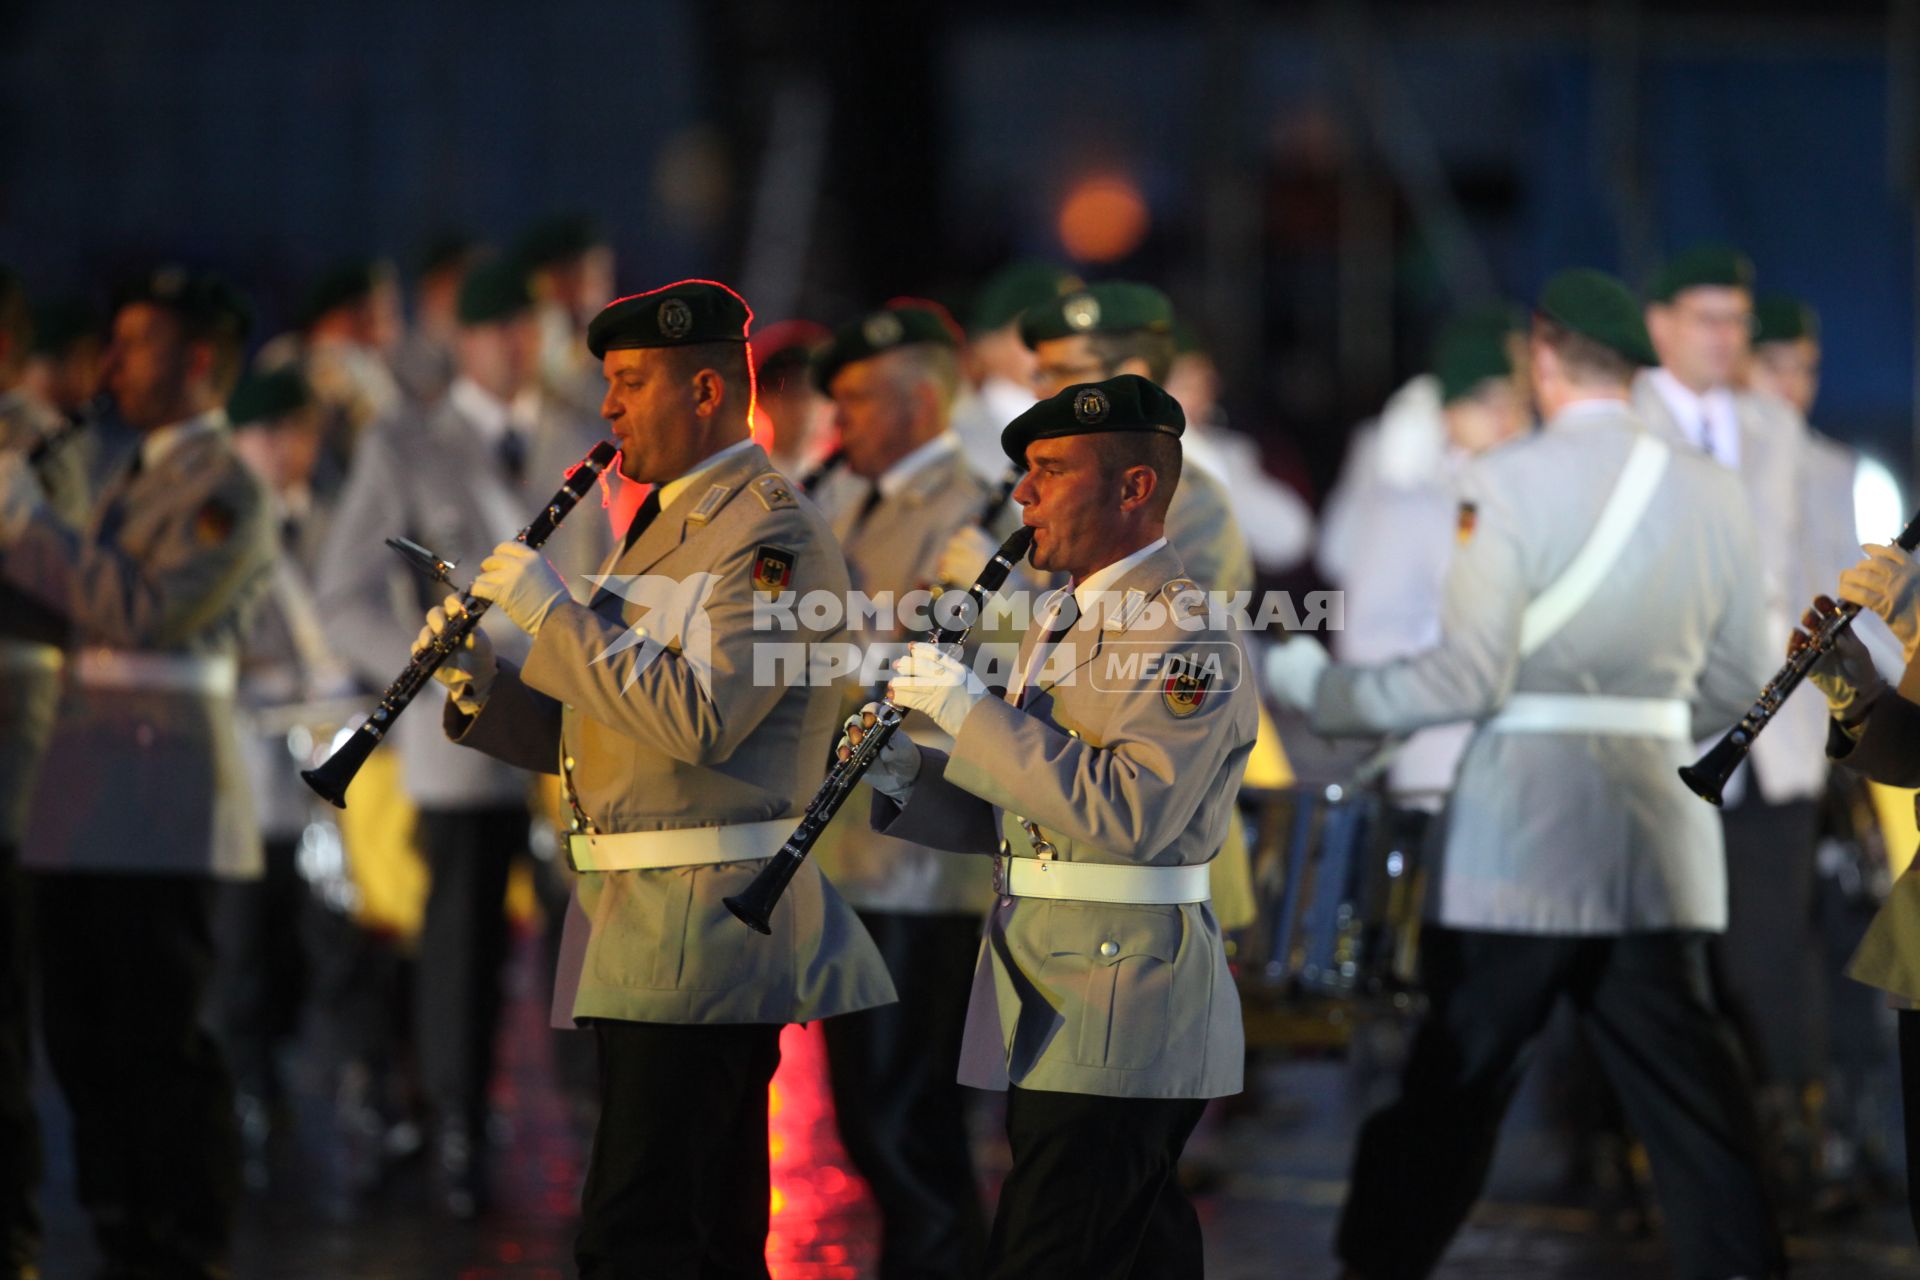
[1118,462,1158,514]
[691,366,725,418]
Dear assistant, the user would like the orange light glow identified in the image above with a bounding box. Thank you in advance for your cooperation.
[765,1023,881,1276]
[1057,174,1151,263]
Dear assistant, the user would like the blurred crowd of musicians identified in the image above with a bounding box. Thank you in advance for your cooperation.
[0,225,1917,1280]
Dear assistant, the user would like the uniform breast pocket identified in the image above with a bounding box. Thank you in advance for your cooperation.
[1037,902,1183,1072]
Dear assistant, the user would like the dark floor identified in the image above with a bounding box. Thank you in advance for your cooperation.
[30,937,1919,1279]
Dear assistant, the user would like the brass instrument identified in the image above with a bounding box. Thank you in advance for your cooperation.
[724,524,1036,933]
[1680,506,1920,805]
[301,440,618,807]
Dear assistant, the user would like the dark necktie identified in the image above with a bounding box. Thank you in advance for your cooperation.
[1016,601,1081,708]
[620,489,663,555]
[851,483,884,535]
[498,426,527,483]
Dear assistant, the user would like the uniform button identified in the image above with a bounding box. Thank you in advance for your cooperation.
[563,756,575,770]
[1098,940,1119,958]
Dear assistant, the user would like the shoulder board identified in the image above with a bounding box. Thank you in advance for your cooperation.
[1159,577,1206,622]
[750,472,798,512]
[684,482,733,527]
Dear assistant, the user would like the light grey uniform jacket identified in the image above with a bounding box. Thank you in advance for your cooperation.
[808,443,1004,915]
[446,442,895,1026]
[1827,656,1920,1003]
[316,390,611,809]
[3,415,275,878]
[1311,401,1773,934]
[874,544,1256,1099]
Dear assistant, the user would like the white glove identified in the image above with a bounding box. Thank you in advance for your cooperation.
[836,702,922,803]
[1838,544,1920,657]
[0,452,42,547]
[471,540,570,636]
[889,641,990,737]
[1264,635,1331,713]
[1794,595,1886,726]
[413,593,498,715]
[935,525,1000,588]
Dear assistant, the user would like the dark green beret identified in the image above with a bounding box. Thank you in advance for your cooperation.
[512,214,604,271]
[418,231,478,278]
[970,261,1082,334]
[29,299,102,357]
[1752,292,1819,346]
[587,280,752,359]
[1536,269,1658,367]
[812,302,959,392]
[1647,243,1755,304]
[303,260,388,326]
[1432,304,1524,403]
[1019,281,1173,348]
[227,368,311,428]
[114,266,253,344]
[457,257,533,326]
[1001,373,1184,467]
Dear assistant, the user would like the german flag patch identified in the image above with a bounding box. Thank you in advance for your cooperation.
[751,544,796,594]
[1160,653,1213,718]
[193,498,235,546]
[1455,501,1477,544]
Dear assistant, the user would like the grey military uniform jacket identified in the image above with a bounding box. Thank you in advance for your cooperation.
[3,415,275,877]
[1312,402,1772,934]
[1163,462,1253,596]
[1827,658,1920,1002]
[317,387,611,809]
[0,391,89,848]
[874,544,1256,1099]
[808,442,1002,915]
[446,442,895,1026]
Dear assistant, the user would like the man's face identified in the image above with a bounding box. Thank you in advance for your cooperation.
[1030,334,1111,398]
[1648,286,1752,392]
[972,325,1037,389]
[829,353,921,480]
[102,303,197,431]
[1443,376,1530,454]
[759,381,828,464]
[1748,338,1821,417]
[1011,435,1126,579]
[457,313,539,401]
[600,348,719,483]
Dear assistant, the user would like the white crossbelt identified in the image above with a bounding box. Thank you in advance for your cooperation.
[566,819,792,872]
[1000,856,1211,905]
[71,648,237,696]
[0,639,61,675]
[1485,693,1690,740]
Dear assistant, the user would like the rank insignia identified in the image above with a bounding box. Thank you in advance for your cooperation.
[1073,387,1110,424]
[751,544,796,594]
[1160,653,1212,718]
[193,498,235,545]
[862,310,905,348]
[1455,501,1477,544]
[657,297,693,340]
[1063,294,1101,330]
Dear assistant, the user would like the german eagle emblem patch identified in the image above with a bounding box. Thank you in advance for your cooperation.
[1455,501,1477,544]
[751,544,796,594]
[1160,653,1212,718]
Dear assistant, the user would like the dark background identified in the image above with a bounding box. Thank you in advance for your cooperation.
[5,0,1917,496]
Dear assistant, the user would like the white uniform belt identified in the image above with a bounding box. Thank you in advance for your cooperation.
[0,639,61,675]
[1001,857,1211,905]
[71,648,237,696]
[1486,693,1689,739]
[567,820,791,872]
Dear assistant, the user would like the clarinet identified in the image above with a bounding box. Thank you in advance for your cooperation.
[1680,505,1920,805]
[724,523,1036,933]
[301,440,619,808]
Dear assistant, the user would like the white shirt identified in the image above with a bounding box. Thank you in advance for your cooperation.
[1647,368,1740,468]
[655,436,762,511]
[448,377,541,449]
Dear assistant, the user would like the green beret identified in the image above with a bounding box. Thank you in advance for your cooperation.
[114,266,253,344]
[512,214,604,271]
[457,257,533,326]
[1432,304,1524,403]
[587,280,752,359]
[227,368,312,428]
[29,299,101,357]
[302,260,389,326]
[1000,373,1184,467]
[1647,242,1755,304]
[1019,281,1173,348]
[1536,269,1658,367]
[970,261,1082,334]
[1752,292,1819,346]
[812,302,959,392]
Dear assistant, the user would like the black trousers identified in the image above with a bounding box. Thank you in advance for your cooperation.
[414,805,526,1129]
[1337,928,1781,1280]
[213,835,310,1100]
[822,910,988,1280]
[988,1086,1207,1280]
[35,872,239,1279]
[576,1020,782,1279]
[1713,798,1825,1087]
[0,845,38,1275]
[1898,1011,1920,1244]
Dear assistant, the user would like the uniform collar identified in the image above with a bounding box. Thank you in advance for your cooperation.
[876,431,961,498]
[1546,396,1633,431]
[139,409,226,471]
[656,436,761,512]
[449,376,541,446]
[1646,367,1739,463]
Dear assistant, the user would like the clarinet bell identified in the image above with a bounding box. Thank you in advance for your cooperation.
[724,846,807,934]
[301,728,380,809]
[1677,728,1749,806]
